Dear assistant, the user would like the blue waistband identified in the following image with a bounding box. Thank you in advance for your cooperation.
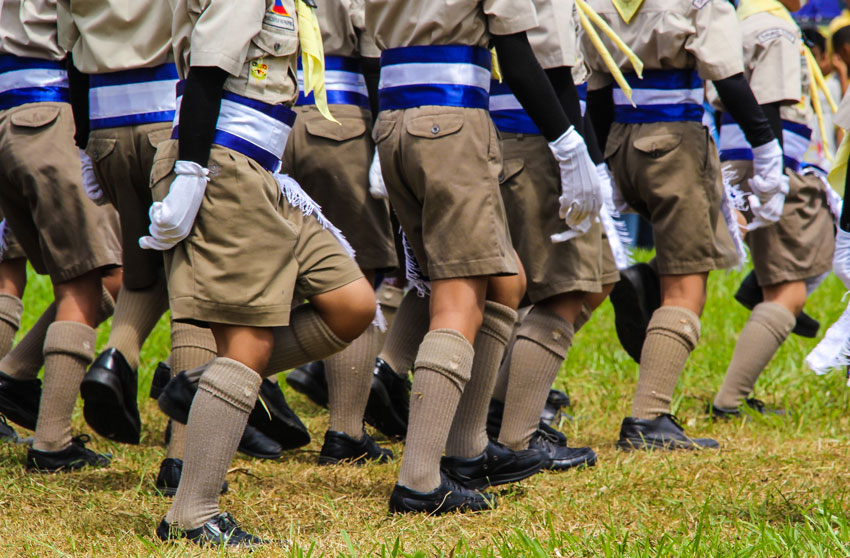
[297,56,362,73]
[296,56,369,108]
[613,69,704,124]
[0,55,65,73]
[89,63,178,129]
[0,55,69,111]
[488,80,539,135]
[89,63,178,88]
[719,113,812,172]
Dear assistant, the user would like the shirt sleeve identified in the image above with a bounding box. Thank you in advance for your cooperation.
[190,0,266,76]
[351,0,380,57]
[56,0,79,54]
[686,0,745,81]
[744,22,803,105]
[483,0,539,36]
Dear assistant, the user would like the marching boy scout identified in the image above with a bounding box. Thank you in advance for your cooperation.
[147,0,377,546]
[582,0,786,449]
[366,0,603,514]
[710,0,835,417]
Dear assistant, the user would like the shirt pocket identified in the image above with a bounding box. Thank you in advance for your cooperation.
[252,0,299,57]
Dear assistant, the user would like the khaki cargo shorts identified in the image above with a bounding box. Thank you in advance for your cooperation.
[282,104,398,273]
[0,102,121,282]
[605,121,738,275]
[151,140,363,327]
[373,106,517,280]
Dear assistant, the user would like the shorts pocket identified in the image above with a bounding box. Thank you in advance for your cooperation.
[632,134,683,158]
[499,158,525,185]
[10,105,60,128]
[405,113,464,139]
[372,117,396,144]
[149,139,178,193]
[147,127,173,150]
[86,137,117,164]
[305,117,366,142]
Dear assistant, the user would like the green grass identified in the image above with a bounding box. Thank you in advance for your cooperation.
[2,258,850,557]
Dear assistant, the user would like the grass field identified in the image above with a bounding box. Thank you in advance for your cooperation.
[3,258,850,557]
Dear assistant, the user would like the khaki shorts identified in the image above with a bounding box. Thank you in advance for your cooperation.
[724,161,835,286]
[87,122,172,289]
[151,140,363,327]
[500,133,606,302]
[373,106,517,280]
[0,102,121,282]
[600,229,621,285]
[0,207,27,261]
[282,104,398,273]
[605,121,738,275]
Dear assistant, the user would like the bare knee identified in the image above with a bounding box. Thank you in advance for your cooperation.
[762,281,806,316]
[311,277,377,342]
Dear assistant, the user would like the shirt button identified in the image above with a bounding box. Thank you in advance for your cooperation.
[431,124,440,135]
[274,43,281,51]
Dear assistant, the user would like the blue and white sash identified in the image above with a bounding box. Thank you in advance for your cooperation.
[171,81,296,173]
[488,80,538,135]
[89,63,178,130]
[718,113,812,173]
[613,69,704,124]
[0,55,68,111]
[577,82,588,118]
[378,45,491,111]
[296,56,369,109]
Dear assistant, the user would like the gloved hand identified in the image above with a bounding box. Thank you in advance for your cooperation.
[80,149,106,205]
[548,126,602,227]
[551,215,592,243]
[746,191,786,231]
[139,160,209,251]
[749,140,790,202]
[369,149,388,199]
[834,228,850,289]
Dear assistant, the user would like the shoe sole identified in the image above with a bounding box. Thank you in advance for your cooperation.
[617,437,714,452]
[389,496,496,515]
[609,273,653,364]
[547,452,598,471]
[80,369,141,445]
[0,391,37,431]
[285,368,329,408]
[449,461,545,491]
[364,377,407,439]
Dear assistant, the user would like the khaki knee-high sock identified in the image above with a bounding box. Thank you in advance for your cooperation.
[498,307,574,450]
[263,304,349,377]
[376,283,404,332]
[0,294,22,359]
[166,358,261,529]
[574,302,593,332]
[631,306,700,420]
[32,322,96,451]
[491,306,530,403]
[378,290,430,376]
[1,287,113,381]
[445,302,517,458]
[167,322,217,460]
[106,276,169,369]
[397,329,474,492]
[326,325,383,437]
[713,302,795,410]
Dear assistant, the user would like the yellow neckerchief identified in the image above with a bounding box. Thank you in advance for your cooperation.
[490,48,502,82]
[610,0,644,24]
[296,0,339,124]
[575,0,644,106]
[738,0,836,158]
[828,131,850,192]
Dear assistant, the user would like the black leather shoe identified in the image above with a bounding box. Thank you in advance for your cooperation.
[0,370,41,430]
[541,389,571,425]
[389,473,497,515]
[249,379,310,450]
[618,414,719,451]
[318,430,393,465]
[0,415,20,443]
[26,435,111,472]
[529,427,596,471]
[80,348,141,444]
[157,371,195,424]
[238,424,282,460]
[734,270,819,338]
[486,399,567,445]
[364,358,410,439]
[149,362,172,400]
[285,361,328,407]
[155,458,228,497]
[708,398,784,420]
[609,263,660,363]
[441,440,546,490]
[156,512,267,548]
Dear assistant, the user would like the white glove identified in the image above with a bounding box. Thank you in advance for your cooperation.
[749,140,790,202]
[597,163,632,215]
[834,228,850,289]
[80,149,106,205]
[549,127,603,227]
[746,191,785,231]
[139,160,209,251]
[369,150,388,199]
[551,215,592,243]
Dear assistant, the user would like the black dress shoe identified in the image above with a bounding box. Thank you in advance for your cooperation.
[149,362,172,400]
[529,427,596,470]
[26,435,111,472]
[249,379,310,450]
[441,440,546,490]
[734,270,819,338]
[389,473,497,515]
[708,398,784,420]
[238,424,282,460]
[156,512,267,548]
[80,348,141,444]
[364,358,410,439]
[486,399,567,445]
[155,458,228,497]
[285,361,328,407]
[609,263,660,363]
[0,370,41,430]
[318,430,393,465]
[0,415,20,443]
[618,414,719,451]
[541,389,571,425]
[157,371,195,424]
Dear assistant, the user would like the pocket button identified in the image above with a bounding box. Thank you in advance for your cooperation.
[274,43,281,51]
[431,124,440,135]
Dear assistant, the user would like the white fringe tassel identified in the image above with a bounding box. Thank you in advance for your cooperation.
[373,300,388,332]
[402,231,430,297]
[806,297,850,379]
[802,165,843,224]
[720,174,749,269]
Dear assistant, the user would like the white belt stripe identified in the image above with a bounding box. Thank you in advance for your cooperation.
[719,123,749,152]
[89,80,176,120]
[720,121,810,163]
[0,68,67,94]
[488,94,523,112]
[612,88,703,107]
[783,129,810,162]
[378,62,491,90]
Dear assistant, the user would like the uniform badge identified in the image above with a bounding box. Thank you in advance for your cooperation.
[264,0,295,31]
[250,59,269,81]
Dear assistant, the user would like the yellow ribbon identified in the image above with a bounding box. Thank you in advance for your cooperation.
[575,0,644,106]
[296,0,339,124]
[610,0,644,24]
[490,48,502,82]
[828,133,850,192]
[737,0,836,157]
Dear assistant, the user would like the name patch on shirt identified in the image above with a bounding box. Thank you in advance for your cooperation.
[757,28,797,44]
[264,11,295,32]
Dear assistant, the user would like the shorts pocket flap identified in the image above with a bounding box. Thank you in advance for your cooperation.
[500,158,525,184]
[372,118,396,143]
[632,134,682,156]
[405,114,464,139]
[305,117,367,142]
[86,138,118,163]
[147,127,173,150]
[10,105,60,128]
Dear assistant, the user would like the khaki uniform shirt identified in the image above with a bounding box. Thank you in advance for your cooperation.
[366,0,539,50]
[320,0,379,58]
[581,0,743,90]
[529,0,575,70]
[835,91,850,130]
[57,0,173,73]
[0,0,65,60]
[172,0,299,106]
